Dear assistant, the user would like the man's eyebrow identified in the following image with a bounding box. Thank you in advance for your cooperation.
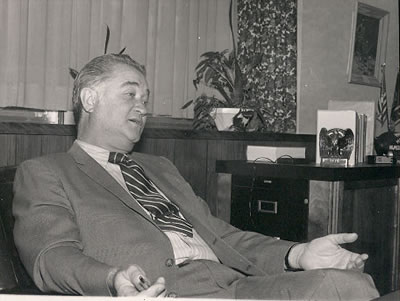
[120,81,139,88]
[120,81,150,98]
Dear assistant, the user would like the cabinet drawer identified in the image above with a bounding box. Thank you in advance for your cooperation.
[231,176,309,241]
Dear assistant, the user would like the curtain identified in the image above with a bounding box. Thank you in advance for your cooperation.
[0,0,232,118]
[237,0,297,133]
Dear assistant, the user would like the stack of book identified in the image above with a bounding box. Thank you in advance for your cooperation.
[316,110,368,166]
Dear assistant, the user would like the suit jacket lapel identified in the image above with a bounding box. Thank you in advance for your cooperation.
[68,143,154,224]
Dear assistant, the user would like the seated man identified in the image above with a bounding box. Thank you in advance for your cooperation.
[12,53,379,299]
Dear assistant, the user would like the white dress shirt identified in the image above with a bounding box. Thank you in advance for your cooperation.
[76,140,219,264]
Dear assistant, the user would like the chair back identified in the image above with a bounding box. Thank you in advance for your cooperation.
[0,166,38,292]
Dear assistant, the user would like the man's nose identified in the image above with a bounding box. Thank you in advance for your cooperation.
[134,102,147,116]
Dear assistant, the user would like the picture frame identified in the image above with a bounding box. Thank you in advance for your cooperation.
[348,1,389,87]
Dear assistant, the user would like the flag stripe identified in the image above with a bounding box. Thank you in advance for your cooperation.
[390,70,400,128]
[377,65,388,127]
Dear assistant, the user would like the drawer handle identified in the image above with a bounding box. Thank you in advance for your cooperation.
[257,200,278,214]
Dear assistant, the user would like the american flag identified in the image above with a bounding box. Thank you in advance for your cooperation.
[390,70,400,128]
[377,64,388,128]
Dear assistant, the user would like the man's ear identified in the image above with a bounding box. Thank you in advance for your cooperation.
[80,88,98,113]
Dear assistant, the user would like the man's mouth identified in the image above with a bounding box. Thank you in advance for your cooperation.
[128,117,143,126]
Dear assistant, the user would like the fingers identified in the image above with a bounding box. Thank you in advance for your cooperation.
[125,265,151,292]
[113,265,166,297]
[114,265,150,296]
[138,275,151,290]
[138,277,166,297]
[328,233,358,245]
[345,253,368,271]
[354,253,367,270]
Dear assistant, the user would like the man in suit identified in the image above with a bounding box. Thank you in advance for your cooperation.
[13,53,379,299]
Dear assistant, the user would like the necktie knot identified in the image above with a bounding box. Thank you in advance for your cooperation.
[108,152,132,165]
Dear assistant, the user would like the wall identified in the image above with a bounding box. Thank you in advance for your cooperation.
[297,0,399,135]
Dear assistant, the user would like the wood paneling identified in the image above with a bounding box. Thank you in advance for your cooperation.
[0,123,76,136]
[207,140,248,216]
[15,135,42,165]
[41,135,75,155]
[308,181,335,239]
[340,180,397,295]
[0,122,316,217]
[0,135,16,166]
[174,139,208,199]
[135,138,175,162]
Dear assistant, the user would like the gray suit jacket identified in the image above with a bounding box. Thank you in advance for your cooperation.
[13,142,293,295]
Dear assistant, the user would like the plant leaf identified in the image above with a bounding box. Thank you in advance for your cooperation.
[228,0,236,57]
[214,85,233,106]
[204,67,217,85]
[69,68,78,79]
[181,99,194,109]
[104,25,110,54]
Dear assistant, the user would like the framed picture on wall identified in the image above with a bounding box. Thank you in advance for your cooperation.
[348,1,389,87]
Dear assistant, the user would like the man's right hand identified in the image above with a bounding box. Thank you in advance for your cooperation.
[108,265,166,297]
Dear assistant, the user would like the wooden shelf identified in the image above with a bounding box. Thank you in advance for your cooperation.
[216,160,400,181]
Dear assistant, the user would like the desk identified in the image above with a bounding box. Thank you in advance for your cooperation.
[216,161,400,296]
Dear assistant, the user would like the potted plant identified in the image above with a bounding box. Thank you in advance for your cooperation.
[182,0,264,132]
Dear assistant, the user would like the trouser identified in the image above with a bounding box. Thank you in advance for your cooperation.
[175,260,380,300]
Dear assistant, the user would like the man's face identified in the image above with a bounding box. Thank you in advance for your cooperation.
[87,64,150,152]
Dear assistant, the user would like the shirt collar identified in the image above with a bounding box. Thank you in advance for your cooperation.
[75,140,111,167]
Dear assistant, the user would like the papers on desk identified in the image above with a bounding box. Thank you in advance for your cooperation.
[246,145,306,162]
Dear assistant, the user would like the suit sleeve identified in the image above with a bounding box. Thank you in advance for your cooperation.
[13,159,114,296]
[196,195,294,274]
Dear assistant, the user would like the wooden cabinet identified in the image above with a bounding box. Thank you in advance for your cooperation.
[231,175,308,242]
[216,161,400,296]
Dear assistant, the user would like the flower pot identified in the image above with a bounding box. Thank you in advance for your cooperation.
[210,108,240,131]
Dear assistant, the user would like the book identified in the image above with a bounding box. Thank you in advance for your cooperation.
[316,110,358,166]
[246,145,306,162]
[356,113,367,163]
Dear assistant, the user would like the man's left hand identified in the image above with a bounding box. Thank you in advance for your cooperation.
[288,233,368,271]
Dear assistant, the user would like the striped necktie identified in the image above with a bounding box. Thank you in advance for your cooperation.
[108,152,193,237]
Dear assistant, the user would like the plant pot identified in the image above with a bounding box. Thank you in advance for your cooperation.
[210,108,240,131]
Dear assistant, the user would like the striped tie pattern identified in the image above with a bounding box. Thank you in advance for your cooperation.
[108,152,193,237]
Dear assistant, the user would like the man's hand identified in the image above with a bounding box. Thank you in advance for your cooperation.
[108,265,166,297]
[288,233,368,271]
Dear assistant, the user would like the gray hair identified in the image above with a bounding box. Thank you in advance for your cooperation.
[72,53,146,125]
